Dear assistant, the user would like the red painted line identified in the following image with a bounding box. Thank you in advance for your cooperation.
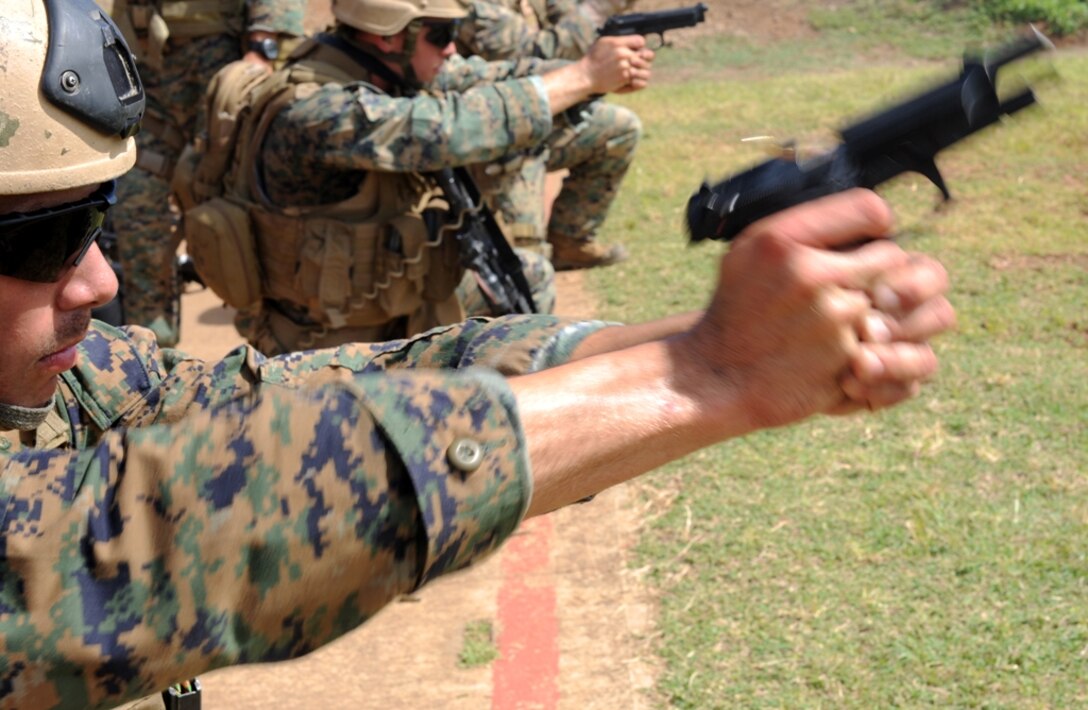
[492,514,559,709]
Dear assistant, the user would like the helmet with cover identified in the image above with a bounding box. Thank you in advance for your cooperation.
[332,0,466,35]
[0,0,144,195]
[331,0,466,89]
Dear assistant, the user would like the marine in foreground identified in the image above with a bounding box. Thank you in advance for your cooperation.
[0,0,953,706]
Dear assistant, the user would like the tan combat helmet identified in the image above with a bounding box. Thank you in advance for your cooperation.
[331,0,466,89]
[332,0,467,35]
[0,0,144,195]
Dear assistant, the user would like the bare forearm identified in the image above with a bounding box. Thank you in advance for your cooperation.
[568,310,701,360]
[539,61,596,114]
[512,336,746,517]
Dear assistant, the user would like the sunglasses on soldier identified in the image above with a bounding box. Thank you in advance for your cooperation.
[0,181,116,283]
[421,19,460,49]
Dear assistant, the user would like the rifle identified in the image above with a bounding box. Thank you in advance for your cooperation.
[686,27,1054,243]
[433,166,538,315]
[599,3,708,47]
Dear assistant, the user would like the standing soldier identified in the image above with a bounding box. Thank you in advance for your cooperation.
[455,0,643,270]
[105,0,304,345]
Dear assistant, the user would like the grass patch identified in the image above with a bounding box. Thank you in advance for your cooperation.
[979,0,1088,35]
[589,15,1088,709]
[457,619,499,668]
[653,1,1002,83]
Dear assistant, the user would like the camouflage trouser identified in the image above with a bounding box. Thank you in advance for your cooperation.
[472,100,642,246]
[112,34,240,347]
[457,248,556,317]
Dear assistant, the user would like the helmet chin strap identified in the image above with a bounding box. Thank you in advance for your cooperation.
[0,399,53,431]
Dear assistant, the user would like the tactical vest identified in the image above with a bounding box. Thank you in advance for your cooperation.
[227,38,465,352]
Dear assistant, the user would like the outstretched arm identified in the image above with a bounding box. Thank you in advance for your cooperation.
[0,191,952,707]
[515,189,954,515]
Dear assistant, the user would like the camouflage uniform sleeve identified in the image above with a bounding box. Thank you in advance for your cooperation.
[541,2,599,57]
[0,368,530,708]
[262,75,552,191]
[68,317,611,429]
[433,53,563,89]
[244,0,305,36]
[252,315,616,383]
[458,0,598,61]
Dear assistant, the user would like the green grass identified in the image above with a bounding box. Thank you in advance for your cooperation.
[457,619,499,668]
[589,11,1088,709]
[654,0,1000,82]
[979,0,1088,35]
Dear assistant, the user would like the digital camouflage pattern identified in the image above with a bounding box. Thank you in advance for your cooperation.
[260,52,554,207]
[0,315,610,708]
[111,0,304,347]
[455,0,599,62]
[252,45,560,347]
[450,5,642,248]
[467,99,641,247]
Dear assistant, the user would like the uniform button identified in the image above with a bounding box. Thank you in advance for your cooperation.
[447,437,484,472]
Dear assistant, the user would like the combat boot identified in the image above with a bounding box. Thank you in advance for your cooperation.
[549,235,629,271]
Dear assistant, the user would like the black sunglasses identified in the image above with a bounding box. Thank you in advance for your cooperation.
[0,181,116,283]
[421,20,460,49]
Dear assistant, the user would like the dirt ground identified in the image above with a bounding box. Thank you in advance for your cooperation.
[184,1,802,707]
